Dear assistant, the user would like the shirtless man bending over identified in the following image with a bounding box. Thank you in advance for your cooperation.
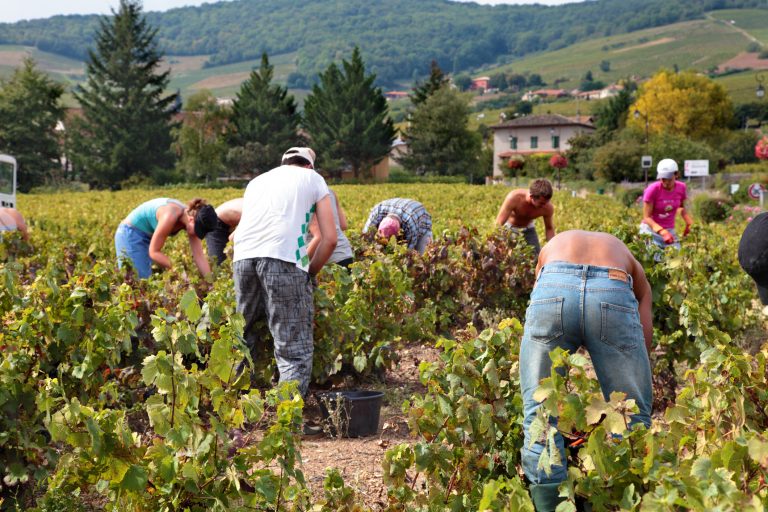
[495,178,555,255]
[520,230,653,511]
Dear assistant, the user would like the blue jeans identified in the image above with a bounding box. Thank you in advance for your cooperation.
[520,262,652,484]
[114,223,153,278]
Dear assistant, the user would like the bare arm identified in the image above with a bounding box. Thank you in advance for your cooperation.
[495,193,515,226]
[630,258,653,354]
[542,205,555,241]
[306,215,321,259]
[188,233,211,277]
[335,194,348,231]
[309,195,338,275]
[9,209,29,241]
[679,201,693,228]
[148,205,181,270]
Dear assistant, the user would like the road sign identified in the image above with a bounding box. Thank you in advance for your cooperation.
[641,155,653,169]
[684,160,709,177]
[748,183,763,200]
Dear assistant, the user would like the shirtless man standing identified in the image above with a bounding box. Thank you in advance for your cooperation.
[495,178,555,255]
[520,230,653,511]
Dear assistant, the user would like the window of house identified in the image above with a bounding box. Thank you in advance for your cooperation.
[552,135,560,149]
[509,136,518,150]
[530,136,538,149]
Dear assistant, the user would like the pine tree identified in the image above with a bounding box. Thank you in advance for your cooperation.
[303,47,395,179]
[410,60,449,106]
[0,58,64,191]
[69,0,178,188]
[398,87,481,178]
[227,52,302,174]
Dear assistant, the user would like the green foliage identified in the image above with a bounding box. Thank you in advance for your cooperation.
[303,47,396,179]
[228,53,302,175]
[173,89,230,182]
[409,60,449,106]
[592,137,645,182]
[69,0,178,189]
[692,194,734,223]
[0,58,64,191]
[615,186,644,207]
[715,129,761,165]
[384,320,529,509]
[2,185,768,509]
[398,87,482,177]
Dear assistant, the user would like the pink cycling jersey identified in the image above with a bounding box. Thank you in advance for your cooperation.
[643,181,687,230]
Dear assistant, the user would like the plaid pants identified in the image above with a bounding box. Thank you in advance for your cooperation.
[233,257,314,396]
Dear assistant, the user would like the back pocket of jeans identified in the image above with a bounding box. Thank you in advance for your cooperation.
[525,297,564,344]
[600,302,642,352]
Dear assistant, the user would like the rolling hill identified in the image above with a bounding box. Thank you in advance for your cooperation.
[1,2,767,110]
[0,0,764,87]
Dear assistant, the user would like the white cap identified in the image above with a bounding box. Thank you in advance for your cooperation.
[656,158,678,179]
[282,147,315,169]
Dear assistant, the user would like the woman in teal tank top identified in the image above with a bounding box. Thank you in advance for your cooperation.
[115,198,212,278]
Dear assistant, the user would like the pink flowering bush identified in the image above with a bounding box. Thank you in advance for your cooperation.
[727,204,762,224]
[756,137,768,161]
[549,153,568,169]
[507,156,525,170]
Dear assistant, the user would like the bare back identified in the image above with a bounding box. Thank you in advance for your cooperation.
[538,230,637,275]
[537,229,653,351]
[496,189,553,228]
[216,198,243,227]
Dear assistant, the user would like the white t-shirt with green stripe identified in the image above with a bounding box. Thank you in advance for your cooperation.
[233,164,329,271]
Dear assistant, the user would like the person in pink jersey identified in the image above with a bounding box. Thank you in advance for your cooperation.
[638,158,693,251]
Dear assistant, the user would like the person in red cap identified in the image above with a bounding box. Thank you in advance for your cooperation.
[363,198,432,254]
[639,158,693,250]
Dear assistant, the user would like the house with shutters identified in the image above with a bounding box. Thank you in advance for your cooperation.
[490,114,595,179]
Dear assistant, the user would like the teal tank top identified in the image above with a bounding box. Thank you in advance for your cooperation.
[126,198,184,235]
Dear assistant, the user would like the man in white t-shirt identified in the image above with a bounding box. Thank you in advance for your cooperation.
[233,147,337,397]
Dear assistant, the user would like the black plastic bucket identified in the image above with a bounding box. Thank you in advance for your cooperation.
[317,390,385,438]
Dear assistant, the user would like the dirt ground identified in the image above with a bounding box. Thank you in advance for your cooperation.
[299,341,442,507]
[718,52,768,72]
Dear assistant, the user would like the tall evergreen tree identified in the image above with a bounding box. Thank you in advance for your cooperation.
[228,52,302,174]
[410,60,449,106]
[303,47,395,179]
[398,87,481,178]
[0,58,64,191]
[69,0,178,188]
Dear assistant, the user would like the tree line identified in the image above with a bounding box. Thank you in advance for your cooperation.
[0,0,764,86]
[0,1,487,191]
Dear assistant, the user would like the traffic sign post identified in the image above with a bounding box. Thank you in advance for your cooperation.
[748,183,765,209]
[641,155,652,185]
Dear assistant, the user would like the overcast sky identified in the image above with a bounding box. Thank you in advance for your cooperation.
[1,0,582,24]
